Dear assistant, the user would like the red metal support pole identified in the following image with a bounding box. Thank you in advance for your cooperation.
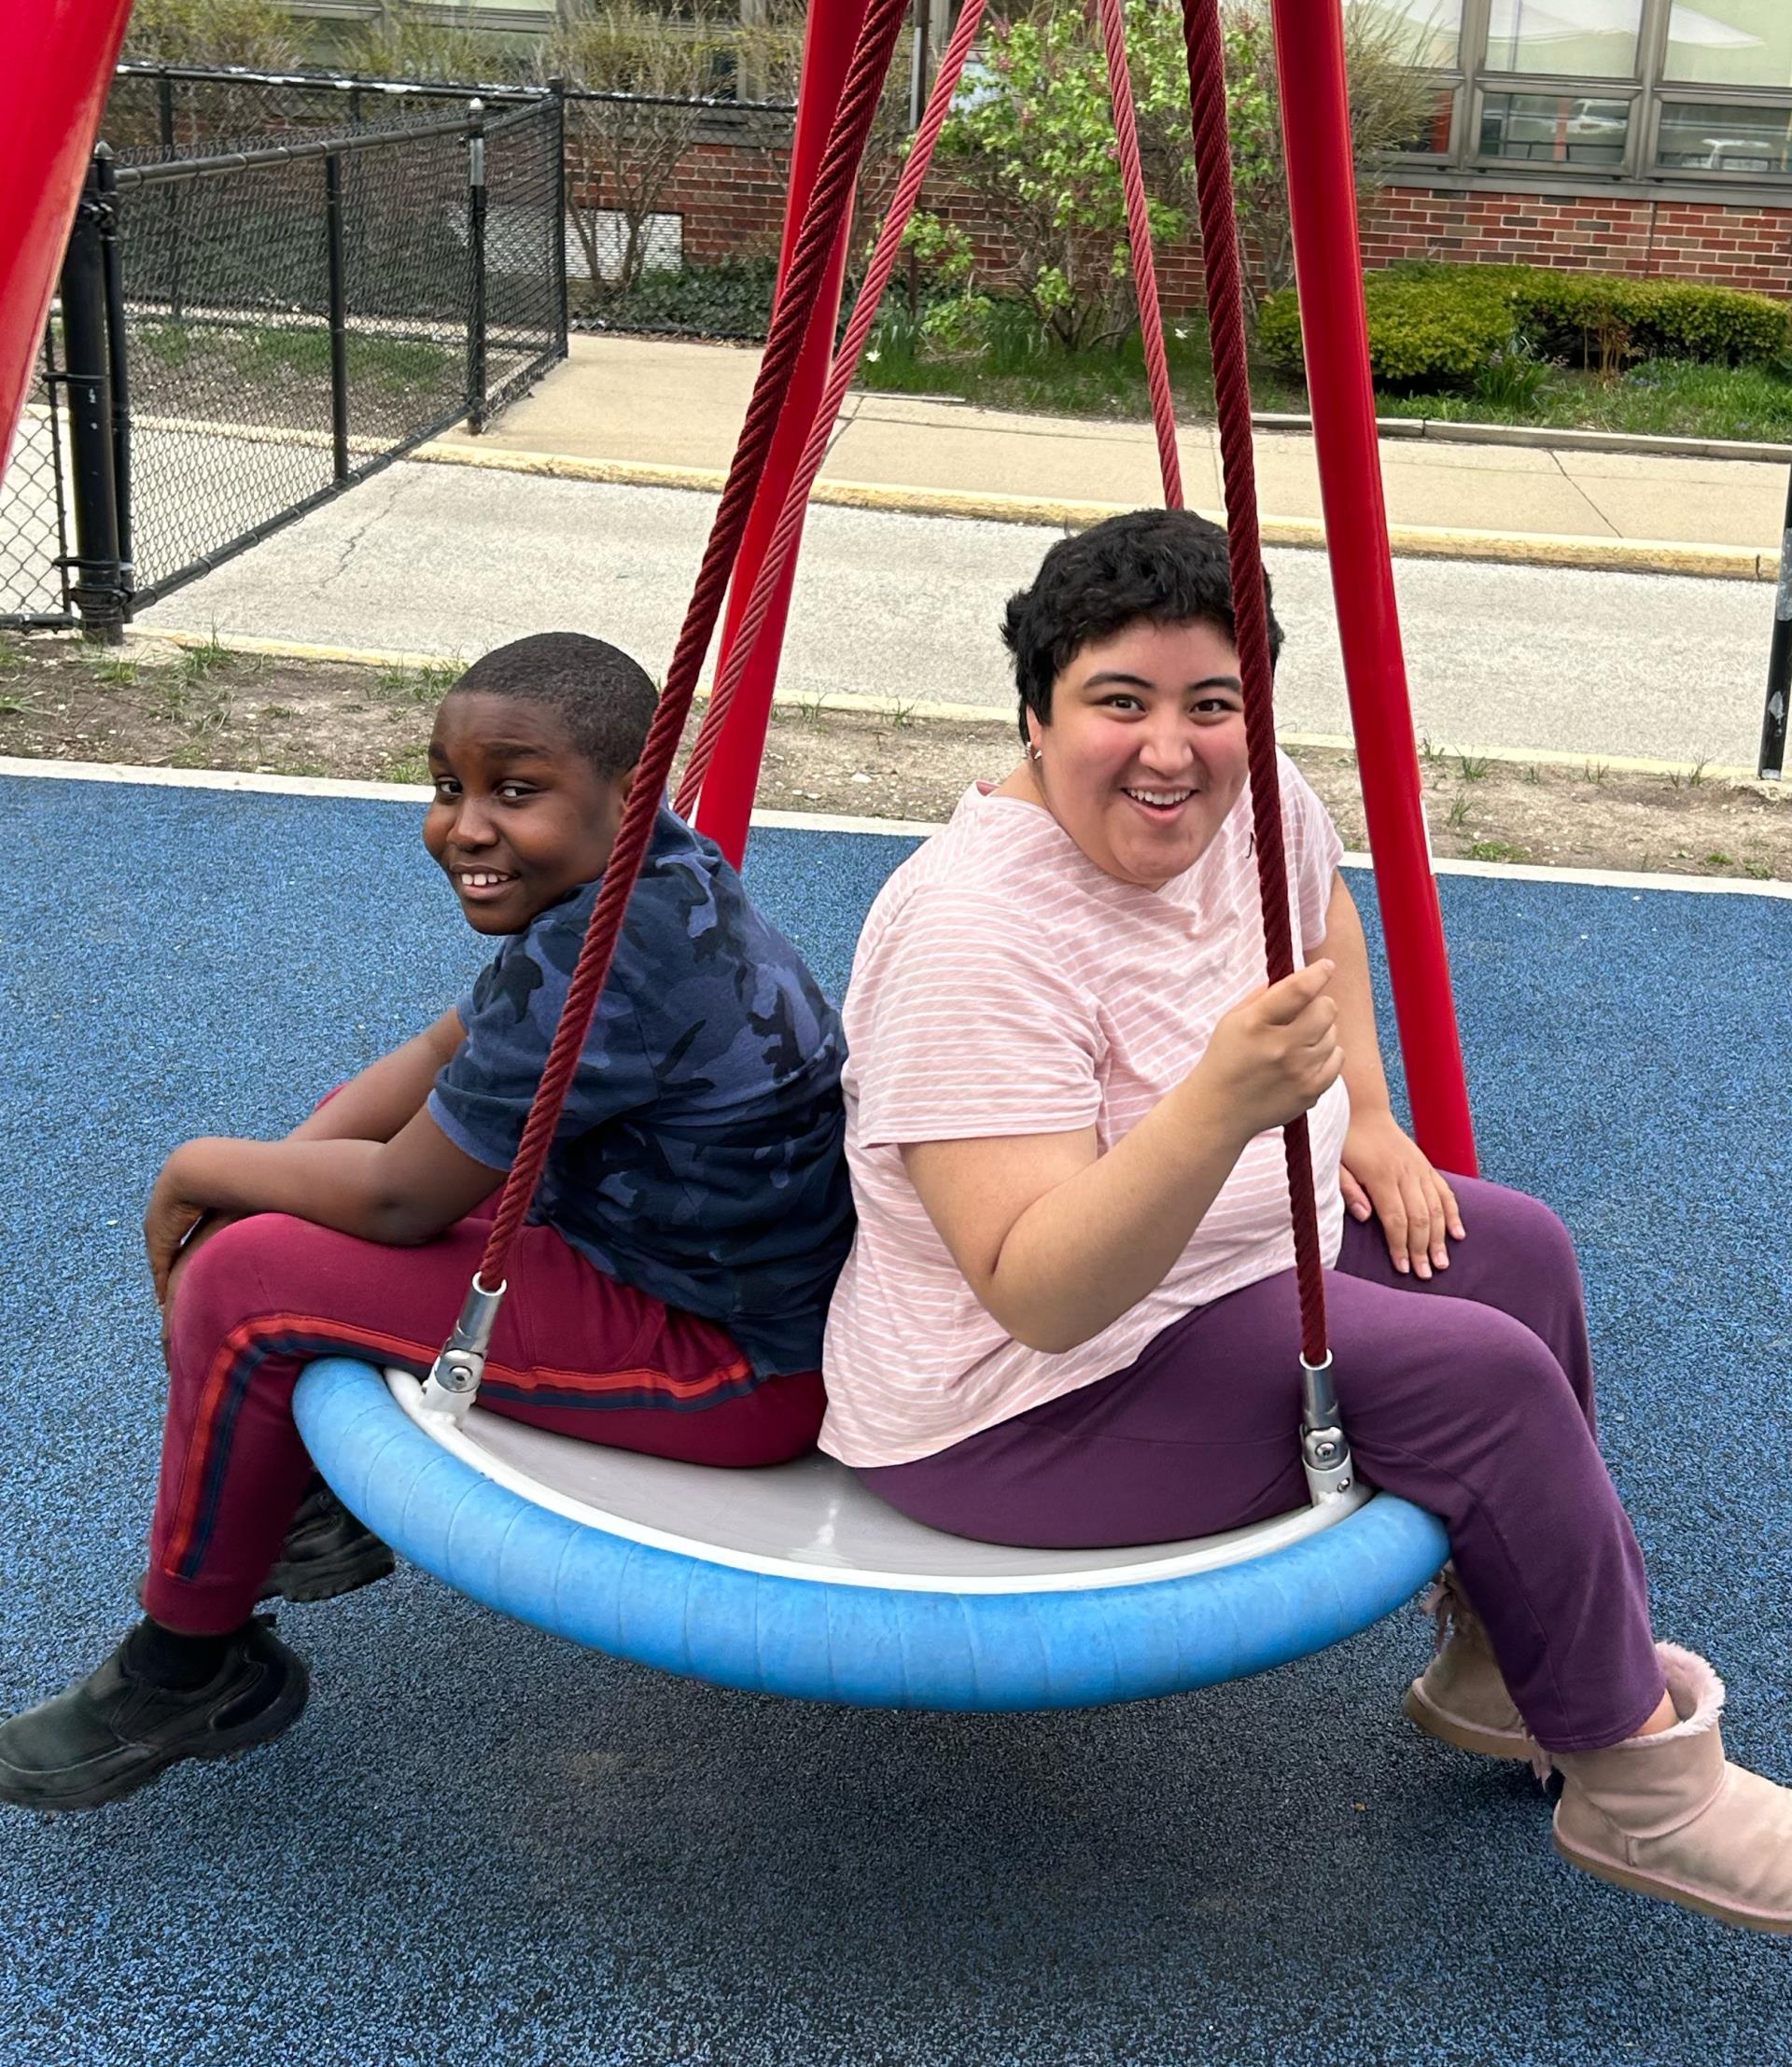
[693,0,872,866]
[0,0,136,485]
[1267,0,1478,1178]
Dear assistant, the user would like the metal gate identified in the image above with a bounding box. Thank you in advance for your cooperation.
[0,91,566,639]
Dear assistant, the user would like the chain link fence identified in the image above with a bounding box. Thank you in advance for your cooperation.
[0,91,565,635]
[0,342,74,628]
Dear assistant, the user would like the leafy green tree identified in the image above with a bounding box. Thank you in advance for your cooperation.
[910,0,1194,352]
[905,0,1435,347]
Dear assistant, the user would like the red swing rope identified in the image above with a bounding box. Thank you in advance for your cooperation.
[1094,0,1183,511]
[1180,0,1329,1369]
[468,0,912,1291]
[675,0,990,820]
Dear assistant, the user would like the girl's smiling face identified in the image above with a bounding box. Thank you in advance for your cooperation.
[1015,618,1251,888]
[422,691,635,934]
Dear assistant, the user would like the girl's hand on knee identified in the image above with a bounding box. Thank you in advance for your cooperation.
[1340,1114,1465,1280]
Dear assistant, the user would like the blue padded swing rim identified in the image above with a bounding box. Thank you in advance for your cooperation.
[295,1357,1449,1712]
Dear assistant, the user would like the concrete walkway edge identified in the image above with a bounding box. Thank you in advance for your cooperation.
[413,438,1778,583]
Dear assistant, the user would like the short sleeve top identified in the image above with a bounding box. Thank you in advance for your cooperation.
[430,805,855,1379]
[819,763,1348,1466]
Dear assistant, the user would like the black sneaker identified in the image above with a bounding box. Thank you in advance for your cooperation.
[0,1616,309,1811]
[259,1481,395,1605]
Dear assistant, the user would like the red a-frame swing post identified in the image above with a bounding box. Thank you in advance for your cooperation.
[0,0,137,485]
[1268,0,1478,1178]
[693,0,873,867]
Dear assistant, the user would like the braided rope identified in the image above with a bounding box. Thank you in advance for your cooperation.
[1095,0,1183,510]
[1180,0,1328,1367]
[472,0,911,1287]
[675,0,989,819]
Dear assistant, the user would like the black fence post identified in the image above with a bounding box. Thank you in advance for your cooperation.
[550,80,569,359]
[1759,463,1792,782]
[60,152,128,644]
[467,99,488,435]
[97,146,134,594]
[325,150,351,482]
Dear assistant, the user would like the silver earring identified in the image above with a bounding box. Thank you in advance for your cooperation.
[1028,743,1042,761]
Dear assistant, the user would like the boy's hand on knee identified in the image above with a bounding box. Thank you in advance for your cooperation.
[145,1149,210,1306]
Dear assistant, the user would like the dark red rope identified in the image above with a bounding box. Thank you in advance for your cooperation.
[1096,0,1183,510]
[472,0,912,1289]
[676,0,989,820]
[1180,0,1328,1368]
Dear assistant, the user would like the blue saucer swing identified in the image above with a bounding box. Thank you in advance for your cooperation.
[293,0,1450,1713]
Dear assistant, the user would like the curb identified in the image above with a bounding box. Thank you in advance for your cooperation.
[1251,410,1792,468]
[412,440,1775,582]
[124,625,1771,787]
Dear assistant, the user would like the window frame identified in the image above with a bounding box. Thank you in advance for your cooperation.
[1368,0,1792,193]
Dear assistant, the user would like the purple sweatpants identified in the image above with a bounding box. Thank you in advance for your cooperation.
[858,1176,1665,1753]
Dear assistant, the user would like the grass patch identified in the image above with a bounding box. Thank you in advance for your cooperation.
[1468,839,1528,862]
[375,656,461,705]
[859,313,1307,424]
[855,291,1792,442]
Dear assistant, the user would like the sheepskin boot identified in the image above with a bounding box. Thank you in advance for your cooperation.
[1551,1644,1792,1934]
[1403,1566,1534,1762]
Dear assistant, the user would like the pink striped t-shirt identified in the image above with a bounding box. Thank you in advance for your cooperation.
[819,760,1349,1468]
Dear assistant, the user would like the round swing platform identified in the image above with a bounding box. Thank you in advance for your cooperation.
[295,1359,1448,1711]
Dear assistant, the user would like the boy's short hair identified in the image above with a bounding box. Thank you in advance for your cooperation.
[1001,509,1283,748]
[452,632,658,777]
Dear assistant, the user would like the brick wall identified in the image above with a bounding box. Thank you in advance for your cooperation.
[1360,185,1792,299]
[581,133,1792,307]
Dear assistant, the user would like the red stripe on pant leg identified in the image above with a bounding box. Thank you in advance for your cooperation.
[159,1313,454,1581]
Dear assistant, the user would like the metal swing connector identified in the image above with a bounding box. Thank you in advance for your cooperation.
[419,1274,508,1425]
[1299,1351,1354,1506]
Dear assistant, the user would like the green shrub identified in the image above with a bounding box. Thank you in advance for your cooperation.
[1260,261,1791,392]
[1257,271,1514,388]
[1510,272,1786,370]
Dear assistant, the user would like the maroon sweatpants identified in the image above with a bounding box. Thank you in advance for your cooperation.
[144,1196,823,1634]
[859,1176,1666,1753]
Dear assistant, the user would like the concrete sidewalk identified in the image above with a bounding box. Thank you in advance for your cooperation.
[429,335,1792,576]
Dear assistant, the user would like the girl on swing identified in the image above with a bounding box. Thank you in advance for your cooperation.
[0,632,854,1811]
[821,509,1792,1935]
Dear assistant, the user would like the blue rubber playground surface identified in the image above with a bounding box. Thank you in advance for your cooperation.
[3,766,1789,2064]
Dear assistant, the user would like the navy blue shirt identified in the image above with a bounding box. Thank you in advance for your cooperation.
[428,807,853,1379]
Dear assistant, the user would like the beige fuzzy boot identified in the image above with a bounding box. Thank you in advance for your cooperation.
[1551,1643,1792,1934]
[1403,1567,1535,1762]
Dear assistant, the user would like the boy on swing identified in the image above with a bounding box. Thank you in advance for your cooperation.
[0,632,854,1811]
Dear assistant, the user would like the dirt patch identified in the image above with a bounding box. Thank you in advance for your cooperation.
[2,627,1788,882]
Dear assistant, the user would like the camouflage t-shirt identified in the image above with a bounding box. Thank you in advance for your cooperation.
[428,805,853,1379]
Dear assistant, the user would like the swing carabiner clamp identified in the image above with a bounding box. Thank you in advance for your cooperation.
[1299,1351,1354,1506]
[420,1274,508,1425]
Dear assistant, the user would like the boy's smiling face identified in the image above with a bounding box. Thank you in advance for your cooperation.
[423,690,635,934]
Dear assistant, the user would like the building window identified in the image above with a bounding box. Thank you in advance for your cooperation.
[1479,89,1632,162]
[1663,2,1792,90]
[1351,0,1466,70]
[1483,0,1645,79]
[1654,98,1792,171]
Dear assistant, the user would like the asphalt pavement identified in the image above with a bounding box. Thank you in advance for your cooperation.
[135,457,1780,769]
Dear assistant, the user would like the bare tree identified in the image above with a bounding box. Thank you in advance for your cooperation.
[543,3,745,303]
